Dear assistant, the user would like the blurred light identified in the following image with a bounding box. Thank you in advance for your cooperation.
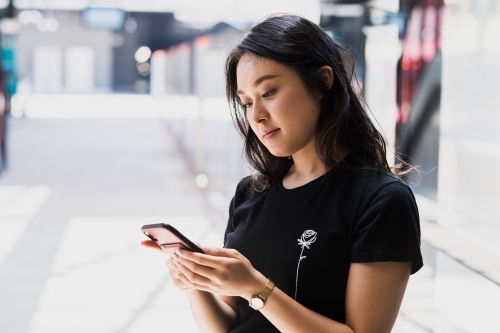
[18,10,43,25]
[45,18,59,32]
[23,94,160,118]
[194,35,211,47]
[173,0,320,25]
[195,174,209,189]
[10,95,24,118]
[137,62,150,76]
[134,46,151,63]
[82,7,125,30]
[124,17,137,33]
[37,18,59,32]
[370,8,387,25]
[321,4,364,17]
[11,107,24,118]
[0,18,22,35]
[13,0,320,25]
[0,93,5,115]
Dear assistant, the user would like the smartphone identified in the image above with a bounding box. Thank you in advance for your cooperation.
[141,223,204,254]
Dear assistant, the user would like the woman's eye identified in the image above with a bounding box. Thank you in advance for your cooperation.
[262,89,275,98]
[242,102,252,109]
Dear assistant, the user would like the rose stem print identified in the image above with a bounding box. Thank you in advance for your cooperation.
[295,230,317,300]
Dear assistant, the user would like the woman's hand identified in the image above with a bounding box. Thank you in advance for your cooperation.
[141,240,192,291]
[173,247,268,300]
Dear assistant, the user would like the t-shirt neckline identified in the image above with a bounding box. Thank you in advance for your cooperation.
[275,153,355,195]
[276,171,331,195]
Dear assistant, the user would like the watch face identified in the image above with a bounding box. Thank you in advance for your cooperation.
[250,297,264,309]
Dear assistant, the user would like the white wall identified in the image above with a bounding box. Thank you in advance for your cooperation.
[65,46,95,94]
[16,11,113,93]
[33,45,63,93]
[437,0,500,256]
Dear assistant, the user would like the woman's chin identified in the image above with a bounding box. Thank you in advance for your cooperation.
[268,149,292,158]
[263,143,294,158]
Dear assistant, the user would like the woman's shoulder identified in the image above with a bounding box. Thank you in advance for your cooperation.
[229,175,271,220]
[350,172,417,219]
[231,176,254,206]
[235,175,252,192]
[340,154,414,201]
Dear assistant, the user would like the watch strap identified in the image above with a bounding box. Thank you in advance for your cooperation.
[249,278,275,310]
[259,278,275,301]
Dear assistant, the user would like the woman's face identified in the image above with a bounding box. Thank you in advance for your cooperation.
[236,53,322,157]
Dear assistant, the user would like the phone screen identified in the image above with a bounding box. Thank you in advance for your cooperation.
[141,223,204,254]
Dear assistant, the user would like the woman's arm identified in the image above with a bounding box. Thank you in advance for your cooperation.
[184,290,237,333]
[141,240,237,333]
[174,247,411,333]
[345,262,411,333]
[258,262,411,333]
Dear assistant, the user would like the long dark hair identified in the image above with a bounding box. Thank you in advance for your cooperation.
[226,14,410,190]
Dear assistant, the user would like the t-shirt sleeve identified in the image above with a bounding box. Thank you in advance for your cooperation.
[223,176,251,247]
[223,195,236,247]
[351,181,423,274]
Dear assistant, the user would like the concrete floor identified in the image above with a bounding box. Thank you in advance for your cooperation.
[0,115,222,333]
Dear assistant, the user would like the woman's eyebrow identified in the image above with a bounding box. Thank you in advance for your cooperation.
[237,74,281,95]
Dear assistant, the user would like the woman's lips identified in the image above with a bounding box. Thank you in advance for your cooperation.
[264,129,279,140]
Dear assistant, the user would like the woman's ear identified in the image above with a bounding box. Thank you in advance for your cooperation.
[318,66,334,90]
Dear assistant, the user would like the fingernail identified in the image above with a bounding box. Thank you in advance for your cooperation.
[172,252,178,259]
[175,249,182,256]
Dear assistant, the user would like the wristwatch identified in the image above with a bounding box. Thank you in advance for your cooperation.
[249,278,275,310]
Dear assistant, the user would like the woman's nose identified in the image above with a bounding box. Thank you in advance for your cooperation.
[249,100,268,124]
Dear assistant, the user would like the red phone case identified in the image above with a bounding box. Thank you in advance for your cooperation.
[141,223,204,254]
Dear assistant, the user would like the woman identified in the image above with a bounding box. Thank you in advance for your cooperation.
[143,14,423,333]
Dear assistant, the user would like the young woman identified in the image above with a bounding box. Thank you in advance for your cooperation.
[143,14,423,333]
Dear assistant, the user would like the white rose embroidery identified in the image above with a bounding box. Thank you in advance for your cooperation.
[295,229,317,300]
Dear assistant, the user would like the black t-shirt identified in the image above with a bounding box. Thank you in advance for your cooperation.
[223,154,423,333]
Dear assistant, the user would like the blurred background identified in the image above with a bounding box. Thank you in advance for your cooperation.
[0,0,498,332]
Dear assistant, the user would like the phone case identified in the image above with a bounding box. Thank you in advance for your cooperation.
[141,223,204,254]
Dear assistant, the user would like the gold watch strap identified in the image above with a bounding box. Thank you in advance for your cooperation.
[259,278,275,301]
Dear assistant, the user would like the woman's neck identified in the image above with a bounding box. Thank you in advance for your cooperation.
[283,145,327,189]
[282,143,349,189]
